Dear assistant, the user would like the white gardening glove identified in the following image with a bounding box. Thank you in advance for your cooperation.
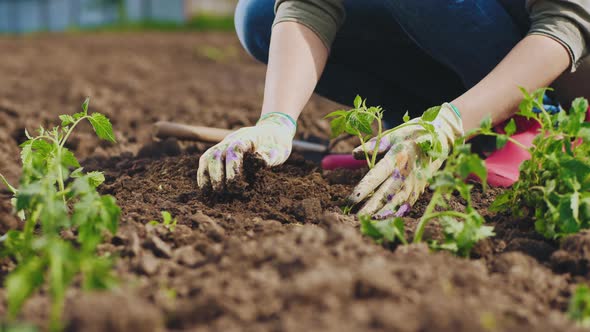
[348,103,464,218]
[197,112,296,191]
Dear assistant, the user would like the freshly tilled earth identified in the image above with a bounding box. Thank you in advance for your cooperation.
[0,32,588,332]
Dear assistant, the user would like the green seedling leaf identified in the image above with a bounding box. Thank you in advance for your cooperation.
[329,116,346,138]
[569,285,590,327]
[61,148,81,168]
[422,106,441,122]
[81,98,90,115]
[480,116,493,132]
[347,112,374,135]
[3,100,121,328]
[324,110,347,119]
[59,115,75,127]
[87,171,105,188]
[88,113,116,142]
[6,257,45,318]
[360,216,407,245]
[403,111,410,123]
[504,118,517,136]
[353,95,363,109]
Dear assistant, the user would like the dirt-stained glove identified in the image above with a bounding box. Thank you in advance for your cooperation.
[348,103,463,219]
[197,112,296,190]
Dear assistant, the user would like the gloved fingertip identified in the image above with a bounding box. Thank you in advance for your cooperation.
[394,203,411,217]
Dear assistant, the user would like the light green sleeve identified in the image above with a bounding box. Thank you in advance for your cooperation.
[527,0,590,71]
[273,0,345,50]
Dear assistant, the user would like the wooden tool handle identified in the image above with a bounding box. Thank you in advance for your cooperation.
[154,121,232,143]
[153,121,328,154]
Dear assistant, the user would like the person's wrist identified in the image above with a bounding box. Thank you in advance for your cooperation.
[257,112,297,137]
[440,103,465,139]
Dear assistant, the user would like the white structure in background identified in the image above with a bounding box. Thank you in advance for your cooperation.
[187,0,236,16]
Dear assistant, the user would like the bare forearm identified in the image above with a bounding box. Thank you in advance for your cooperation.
[261,22,329,121]
[453,35,571,131]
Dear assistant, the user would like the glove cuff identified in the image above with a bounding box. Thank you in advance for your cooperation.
[440,103,465,139]
[257,112,297,136]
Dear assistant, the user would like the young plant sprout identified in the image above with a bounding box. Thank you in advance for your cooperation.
[327,95,497,257]
[325,95,444,169]
[148,211,178,232]
[0,99,120,332]
[490,89,590,239]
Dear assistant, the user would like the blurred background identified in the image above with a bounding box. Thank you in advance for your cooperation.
[0,0,238,33]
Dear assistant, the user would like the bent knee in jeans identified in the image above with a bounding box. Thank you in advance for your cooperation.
[235,0,275,64]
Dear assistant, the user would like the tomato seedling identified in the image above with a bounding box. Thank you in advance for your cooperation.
[325,95,443,169]
[490,88,590,239]
[0,99,120,332]
[328,96,494,257]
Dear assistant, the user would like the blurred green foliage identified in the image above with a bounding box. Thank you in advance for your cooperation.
[68,14,234,33]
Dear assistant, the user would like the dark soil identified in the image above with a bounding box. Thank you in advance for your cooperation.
[0,32,588,332]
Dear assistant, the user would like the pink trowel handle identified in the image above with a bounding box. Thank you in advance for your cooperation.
[322,154,368,170]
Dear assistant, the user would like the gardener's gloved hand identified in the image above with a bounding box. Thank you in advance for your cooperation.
[197,112,296,190]
[348,103,463,219]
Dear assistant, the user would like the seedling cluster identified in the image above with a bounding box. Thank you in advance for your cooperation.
[328,96,495,257]
[0,99,120,331]
[491,88,590,239]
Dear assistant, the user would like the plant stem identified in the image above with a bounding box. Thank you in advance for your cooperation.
[422,211,469,221]
[413,191,441,243]
[381,122,422,137]
[59,117,86,149]
[55,145,67,205]
[358,134,372,168]
[56,117,86,204]
[0,173,17,194]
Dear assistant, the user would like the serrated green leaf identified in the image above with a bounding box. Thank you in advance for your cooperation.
[504,118,517,136]
[348,112,374,135]
[572,98,589,117]
[422,106,441,122]
[59,115,75,127]
[403,111,410,123]
[72,111,86,121]
[87,171,105,188]
[360,217,382,240]
[88,113,116,142]
[324,110,347,119]
[480,117,492,131]
[329,116,346,138]
[61,148,80,168]
[353,95,363,109]
[81,98,90,115]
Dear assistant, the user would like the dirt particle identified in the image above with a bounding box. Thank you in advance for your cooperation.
[146,236,173,258]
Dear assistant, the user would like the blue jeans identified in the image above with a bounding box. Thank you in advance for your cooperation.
[235,0,529,124]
